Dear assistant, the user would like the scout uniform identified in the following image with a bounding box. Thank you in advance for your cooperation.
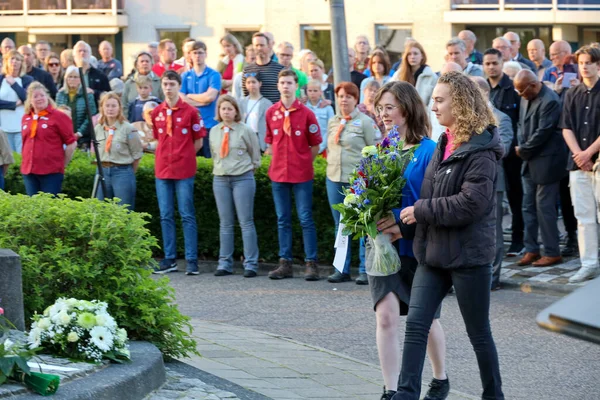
[209,122,261,176]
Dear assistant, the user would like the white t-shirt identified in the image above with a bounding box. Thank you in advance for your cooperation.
[245,98,259,133]
[0,78,24,133]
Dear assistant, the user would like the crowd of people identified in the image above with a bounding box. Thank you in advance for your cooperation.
[0,29,599,400]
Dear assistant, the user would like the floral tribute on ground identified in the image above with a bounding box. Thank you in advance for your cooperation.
[333,126,417,276]
[28,298,130,364]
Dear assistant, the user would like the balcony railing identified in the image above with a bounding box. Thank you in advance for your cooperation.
[451,0,600,10]
[0,0,124,15]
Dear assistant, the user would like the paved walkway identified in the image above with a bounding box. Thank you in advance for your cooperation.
[181,319,477,400]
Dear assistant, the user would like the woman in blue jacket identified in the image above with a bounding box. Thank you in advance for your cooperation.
[372,81,449,400]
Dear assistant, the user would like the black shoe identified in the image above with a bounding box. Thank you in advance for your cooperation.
[380,386,396,400]
[561,235,578,257]
[506,242,524,257]
[153,259,178,274]
[243,269,257,278]
[327,270,352,283]
[423,377,450,400]
[355,273,368,285]
[214,269,233,276]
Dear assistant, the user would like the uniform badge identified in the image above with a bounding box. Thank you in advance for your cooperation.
[413,157,418,163]
[177,118,182,122]
[274,129,279,135]
[237,150,244,155]
[352,120,361,127]
[116,143,121,149]
[166,109,172,116]
[182,128,188,134]
[295,130,301,136]
[22,125,27,130]
[272,117,277,121]
[192,124,201,132]
[309,124,318,134]
[158,128,164,134]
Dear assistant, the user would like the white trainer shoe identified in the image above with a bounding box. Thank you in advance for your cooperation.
[568,266,600,284]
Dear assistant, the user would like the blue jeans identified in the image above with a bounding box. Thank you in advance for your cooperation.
[155,177,197,261]
[96,165,136,210]
[23,173,64,196]
[6,132,21,154]
[213,171,259,272]
[325,178,365,274]
[396,264,504,400]
[271,180,317,261]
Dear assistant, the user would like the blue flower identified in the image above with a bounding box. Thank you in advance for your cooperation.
[364,199,371,205]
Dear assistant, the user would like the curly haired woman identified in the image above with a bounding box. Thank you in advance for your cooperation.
[392,71,505,400]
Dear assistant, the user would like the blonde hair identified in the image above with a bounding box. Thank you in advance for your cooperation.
[24,82,56,114]
[2,50,26,77]
[308,59,325,71]
[135,74,152,87]
[306,79,322,89]
[437,71,495,150]
[216,95,241,123]
[220,33,243,55]
[98,91,126,125]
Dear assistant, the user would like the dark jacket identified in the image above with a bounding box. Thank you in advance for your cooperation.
[413,126,502,269]
[26,66,57,99]
[0,74,33,110]
[86,66,111,106]
[517,85,568,185]
[56,87,97,148]
[488,73,520,151]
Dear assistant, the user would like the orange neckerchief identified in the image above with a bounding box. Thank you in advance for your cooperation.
[280,105,297,136]
[166,106,179,136]
[334,116,352,144]
[29,110,50,139]
[104,125,116,153]
[220,125,231,158]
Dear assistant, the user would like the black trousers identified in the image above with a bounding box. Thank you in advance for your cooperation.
[504,155,524,244]
[560,174,577,235]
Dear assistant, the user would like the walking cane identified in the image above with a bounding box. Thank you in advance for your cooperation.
[78,67,107,198]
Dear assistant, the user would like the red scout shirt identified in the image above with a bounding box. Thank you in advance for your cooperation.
[151,98,206,180]
[152,62,183,77]
[265,99,322,183]
[20,107,77,175]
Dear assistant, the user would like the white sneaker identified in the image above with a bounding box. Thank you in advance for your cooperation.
[568,266,600,284]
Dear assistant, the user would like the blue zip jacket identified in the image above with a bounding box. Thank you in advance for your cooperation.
[392,137,436,258]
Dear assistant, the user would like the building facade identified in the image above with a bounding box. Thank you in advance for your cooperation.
[0,0,598,74]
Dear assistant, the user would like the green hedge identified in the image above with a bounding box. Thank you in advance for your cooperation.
[4,152,359,265]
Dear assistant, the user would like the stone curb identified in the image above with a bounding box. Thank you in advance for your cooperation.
[15,342,165,400]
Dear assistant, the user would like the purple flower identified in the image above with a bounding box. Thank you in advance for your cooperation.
[380,136,391,148]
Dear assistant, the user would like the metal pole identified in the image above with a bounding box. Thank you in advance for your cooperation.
[329,0,351,87]
[78,67,107,198]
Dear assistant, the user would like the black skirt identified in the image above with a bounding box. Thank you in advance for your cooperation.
[368,255,442,318]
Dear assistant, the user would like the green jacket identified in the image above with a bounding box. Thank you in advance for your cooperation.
[56,88,97,147]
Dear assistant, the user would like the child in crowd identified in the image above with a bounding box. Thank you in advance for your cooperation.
[239,72,273,152]
[128,74,161,123]
[307,59,335,111]
[304,79,333,155]
[131,101,159,152]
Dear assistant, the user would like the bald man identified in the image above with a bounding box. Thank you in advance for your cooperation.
[542,40,578,94]
[471,76,514,289]
[354,35,371,74]
[513,69,566,267]
[97,41,123,80]
[1,37,15,55]
[459,30,483,65]
[527,39,552,80]
[503,32,536,71]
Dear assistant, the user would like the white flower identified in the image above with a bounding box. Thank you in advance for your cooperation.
[65,298,78,307]
[3,338,14,351]
[28,328,42,349]
[343,194,358,206]
[67,332,79,342]
[90,326,114,352]
[37,317,51,330]
[52,311,72,326]
[361,145,377,158]
[116,328,128,343]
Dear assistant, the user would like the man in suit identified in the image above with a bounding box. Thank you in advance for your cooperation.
[471,76,514,290]
[504,32,536,71]
[514,70,566,267]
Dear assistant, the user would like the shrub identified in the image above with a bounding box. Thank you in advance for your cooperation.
[0,193,198,360]
[4,152,360,265]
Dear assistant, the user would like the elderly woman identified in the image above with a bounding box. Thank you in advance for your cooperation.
[94,92,143,210]
[393,41,438,106]
[325,82,378,285]
[390,71,504,399]
[56,65,97,149]
[45,52,64,91]
[503,60,523,80]
[360,50,392,103]
[218,34,245,94]
[0,50,33,153]
[21,82,77,195]
[122,51,164,115]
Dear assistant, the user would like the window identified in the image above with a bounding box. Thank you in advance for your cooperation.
[375,25,412,66]
[300,25,332,71]
[226,30,257,50]
[157,29,191,54]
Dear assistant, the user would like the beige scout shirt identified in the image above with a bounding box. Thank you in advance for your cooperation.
[209,122,261,176]
[0,129,14,166]
[326,109,377,183]
[95,121,144,165]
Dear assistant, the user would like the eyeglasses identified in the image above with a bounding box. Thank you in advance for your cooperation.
[375,104,401,116]
[48,63,59,67]
[278,53,292,58]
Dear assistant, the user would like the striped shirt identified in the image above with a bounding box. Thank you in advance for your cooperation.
[242,61,284,104]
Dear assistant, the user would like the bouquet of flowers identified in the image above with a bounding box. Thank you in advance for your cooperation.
[333,126,417,276]
[1,306,61,395]
[28,298,130,364]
